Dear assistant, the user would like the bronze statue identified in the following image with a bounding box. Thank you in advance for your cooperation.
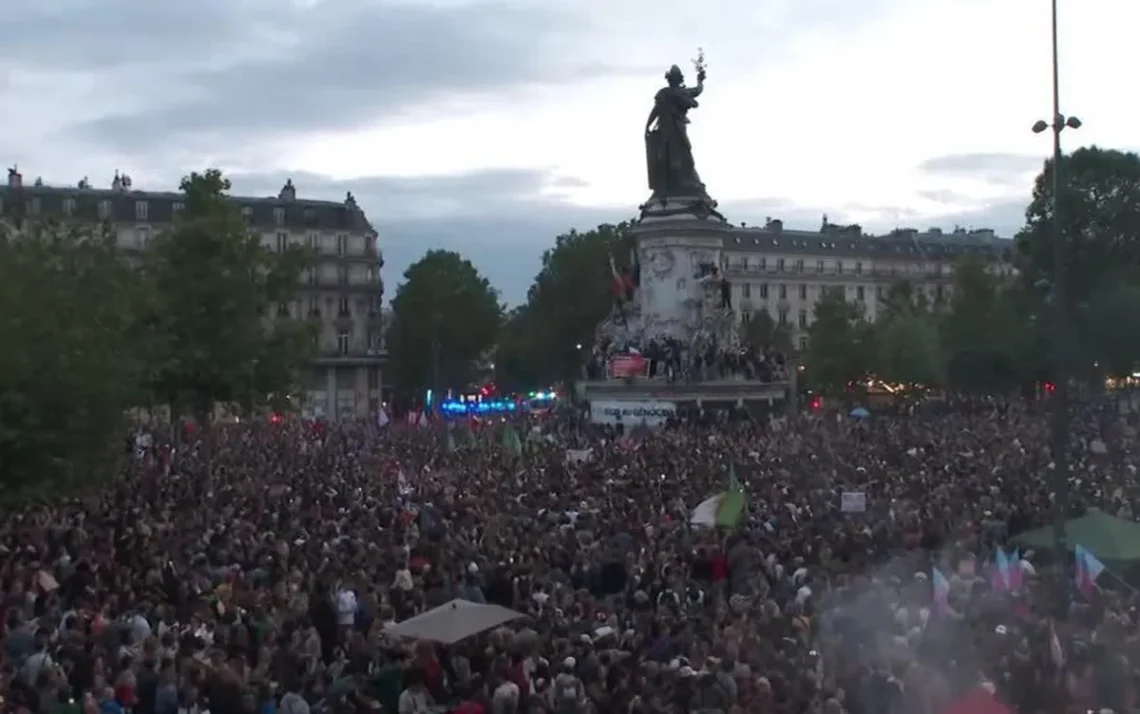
[645,51,708,201]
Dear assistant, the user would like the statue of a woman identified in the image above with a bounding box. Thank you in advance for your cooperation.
[644,63,708,200]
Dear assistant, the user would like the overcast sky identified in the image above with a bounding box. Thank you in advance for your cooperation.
[2,0,1135,304]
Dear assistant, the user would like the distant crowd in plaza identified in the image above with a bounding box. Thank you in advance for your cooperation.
[3,397,1140,714]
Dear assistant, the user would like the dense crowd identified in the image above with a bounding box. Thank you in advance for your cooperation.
[2,401,1139,714]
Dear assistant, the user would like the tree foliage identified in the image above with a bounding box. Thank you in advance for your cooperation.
[0,221,143,491]
[741,310,794,353]
[873,285,944,388]
[387,249,502,394]
[141,170,314,417]
[496,223,634,387]
[802,288,874,395]
[1016,147,1140,309]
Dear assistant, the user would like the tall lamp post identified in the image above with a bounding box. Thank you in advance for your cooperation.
[1031,0,1080,563]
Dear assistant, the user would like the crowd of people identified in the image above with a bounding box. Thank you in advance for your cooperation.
[2,399,1139,714]
[584,338,788,383]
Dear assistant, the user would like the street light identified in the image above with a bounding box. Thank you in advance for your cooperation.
[1032,0,1080,566]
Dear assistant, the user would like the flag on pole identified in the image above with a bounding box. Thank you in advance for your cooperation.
[689,465,745,528]
[1049,621,1065,668]
[992,547,1011,592]
[1007,548,1023,591]
[1075,544,1105,596]
[378,409,390,428]
[932,567,951,615]
[502,425,523,457]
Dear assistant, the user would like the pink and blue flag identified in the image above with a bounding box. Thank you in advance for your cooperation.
[933,567,951,615]
[992,548,1011,592]
[1007,548,1023,591]
[1075,544,1105,596]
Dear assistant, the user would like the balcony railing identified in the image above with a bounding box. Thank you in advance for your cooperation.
[721,264,952,280]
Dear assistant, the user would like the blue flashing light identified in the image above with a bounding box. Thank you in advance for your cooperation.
[441,399,517,414]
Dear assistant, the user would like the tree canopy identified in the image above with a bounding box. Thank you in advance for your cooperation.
[387,249,502,395]
[0,221,143,492]
[496,223,634,388]
[801,288,874,395]
[141,170,315,417]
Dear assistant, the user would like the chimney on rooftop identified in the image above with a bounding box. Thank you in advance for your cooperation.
[7,166,22,188]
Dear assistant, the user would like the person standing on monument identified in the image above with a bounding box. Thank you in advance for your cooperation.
[644,57,707,199]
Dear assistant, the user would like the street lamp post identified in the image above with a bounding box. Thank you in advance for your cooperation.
[1031,0,1080,564]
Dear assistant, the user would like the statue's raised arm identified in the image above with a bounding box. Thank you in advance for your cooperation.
[643,49,713,205]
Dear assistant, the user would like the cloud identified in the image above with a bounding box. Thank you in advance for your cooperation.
[917,152,1045,188]
[50,0,636,151]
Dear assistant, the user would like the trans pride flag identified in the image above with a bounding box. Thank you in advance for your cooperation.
[1075,544,1106,597]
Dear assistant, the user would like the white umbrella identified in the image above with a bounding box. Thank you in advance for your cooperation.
[384,599,525,644]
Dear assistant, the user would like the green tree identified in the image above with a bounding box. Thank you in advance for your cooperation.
[142,169,314,419]
[802,288,873,395]
[0,221,143,492]
[1016,147,1140,308]
[741,309,794,353]
[939,256,1026,392]
[387,249,502,395]
[1077,282,1140,379]
[496,223,634,386]
[873,303,943,388]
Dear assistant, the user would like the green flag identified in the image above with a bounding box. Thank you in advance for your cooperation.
[728,464,742,493]
[503,425,523,457]
[717,465,745,528]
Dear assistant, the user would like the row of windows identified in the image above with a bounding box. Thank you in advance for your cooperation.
[740,282,946,302]
[303,266,377,286]
[278,295,382,318]
[726,256,949,276]
[274,232,363,256]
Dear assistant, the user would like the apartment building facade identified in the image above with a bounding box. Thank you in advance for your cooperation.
[721,217,1015,351]
[0,168,385,421]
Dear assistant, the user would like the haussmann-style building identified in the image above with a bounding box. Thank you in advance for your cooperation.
[0,167,385,421]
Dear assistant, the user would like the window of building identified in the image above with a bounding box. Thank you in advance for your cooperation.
[338,296,350,316]
[62,198,76,216]
[816,260,824,273]
[368,366,379,388]
[28,197,41,216]
[776,258,785,271]
[855,261,863,275]
[778,284,787,300]
[798,310,808,328]
[759,284,769,299]
[742,283,751,299]
[136,227,150,249]
[308,296,320,315]
[276,232,288,253]
[856,285,865,301]
[741,311,752,324]
[336,330,351,355]
[242,206,253,222]
[876,285,885,299]
[758,257,767,271]
[277,302,290,317]
[172,201,185,216]
[836,261,844,274]
[97,200,111,220]
[274,207,285,226]
[306,268,317,286]
[794,259,804,273]
[307,233,318,251]
[337,234,348,256]
[741,257,749,270]
[936,284,945,301]
[778,309,789,326]
[798,335,808,351]
[798,284,807,300]
[338,266,349,286]
[135,201,148,222]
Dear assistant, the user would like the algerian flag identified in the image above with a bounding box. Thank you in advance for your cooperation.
[690,465,745,528]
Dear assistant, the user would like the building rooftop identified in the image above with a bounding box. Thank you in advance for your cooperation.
[721,216,1011,260]
[0,167,375,234]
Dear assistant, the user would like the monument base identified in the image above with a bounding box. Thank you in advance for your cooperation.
[638,194,726,224]
[579,377,793,422]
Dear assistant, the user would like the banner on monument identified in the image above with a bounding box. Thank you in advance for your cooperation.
[608,354,648,379]
[590,400,676,426]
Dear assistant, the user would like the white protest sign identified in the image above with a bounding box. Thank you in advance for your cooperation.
[841,491,867,513]
[565,448,594,465]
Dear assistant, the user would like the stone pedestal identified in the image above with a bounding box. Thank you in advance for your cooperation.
[596,195,737,349]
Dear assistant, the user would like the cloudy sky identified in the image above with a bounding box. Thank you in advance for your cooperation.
[2,0,1135,304]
